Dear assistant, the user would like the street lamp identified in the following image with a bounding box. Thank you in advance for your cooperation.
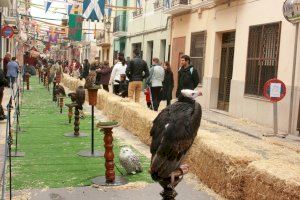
[105,19,111,31]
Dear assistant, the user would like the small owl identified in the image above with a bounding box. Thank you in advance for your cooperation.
[84,70,96,89]
[119,146,143,174]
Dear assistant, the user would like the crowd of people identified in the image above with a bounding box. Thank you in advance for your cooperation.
[0,49,200,120]
[67,49,200,112]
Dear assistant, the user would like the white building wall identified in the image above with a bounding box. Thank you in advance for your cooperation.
[171,0,300,135]
[125,0,170,65]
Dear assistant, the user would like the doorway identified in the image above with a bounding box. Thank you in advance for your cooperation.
[217,32,235,111]
[171,37,185,97]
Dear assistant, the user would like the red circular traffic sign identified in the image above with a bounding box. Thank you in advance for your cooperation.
[1,26,14,38]
[263,78,286,102]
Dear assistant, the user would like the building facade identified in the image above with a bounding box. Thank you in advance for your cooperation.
[113,0,128,61]
[166,0,300,135]
[124,0,170,66]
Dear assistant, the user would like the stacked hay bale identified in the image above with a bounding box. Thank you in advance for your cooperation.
[244,159,300,200]
[186,131,261,199]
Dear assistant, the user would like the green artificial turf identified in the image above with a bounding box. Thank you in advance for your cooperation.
[11,77,152,190]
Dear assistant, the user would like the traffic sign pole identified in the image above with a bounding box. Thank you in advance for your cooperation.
[263,79,287,137]
[273,102,278,135]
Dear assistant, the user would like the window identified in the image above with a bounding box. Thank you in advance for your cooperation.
[245,22,281,96]
[190,31,207,84]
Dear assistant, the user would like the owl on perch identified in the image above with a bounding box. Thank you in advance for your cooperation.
[119,146,143,175]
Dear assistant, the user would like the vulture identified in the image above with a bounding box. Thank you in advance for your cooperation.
[54,85,66,97]
[68,86,85,110]
[150,89,202,186]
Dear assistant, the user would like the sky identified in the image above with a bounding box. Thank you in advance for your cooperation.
[30,0,66,26]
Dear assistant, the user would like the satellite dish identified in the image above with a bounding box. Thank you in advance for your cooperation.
[283,0,300,24]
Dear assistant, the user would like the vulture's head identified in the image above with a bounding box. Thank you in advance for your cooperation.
[181,89,202,100]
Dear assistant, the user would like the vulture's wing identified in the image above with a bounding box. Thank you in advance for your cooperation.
[150,106,172,156]
[150,102,201,179]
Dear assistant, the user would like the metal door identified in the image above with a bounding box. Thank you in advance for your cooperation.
[217,32,235,111]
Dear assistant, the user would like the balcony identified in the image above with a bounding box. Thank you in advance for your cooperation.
[96,31,110,47]
[154,0,164,10]
[132,9,143,18]
[4,9,18,25]
[113,14,127,38]
[193,0,231,9]
[163,0,192,15]
[0,0,11,7]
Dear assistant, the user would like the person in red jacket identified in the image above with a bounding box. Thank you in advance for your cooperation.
[144,87,153,110]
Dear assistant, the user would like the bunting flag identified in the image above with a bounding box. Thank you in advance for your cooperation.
[45,0,52,13]
[67,3,73,15]
[83,0,105,21]
[68,14,83,41]
[106,0,112,17]
[48,28,59,43]
[136,0,141,8]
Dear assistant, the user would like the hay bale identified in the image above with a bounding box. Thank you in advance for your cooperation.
[244,160,300,200]
[186,131,261,200]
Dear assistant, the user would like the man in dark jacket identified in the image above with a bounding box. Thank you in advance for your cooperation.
[126,49,149,102]
[81,59,90,79]
[176,55,199,97]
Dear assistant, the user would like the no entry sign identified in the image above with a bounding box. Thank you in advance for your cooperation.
[1,26,14,38]
[263,79,286,102]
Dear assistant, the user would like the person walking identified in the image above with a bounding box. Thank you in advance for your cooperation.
[6,57,19,87]
[109,53,127,94]
[161,61,174,106]
[146,58,165,111]
[3,52,11,80]
[176,55,199,98]
[81,59,90,80]
[96,61,112,92]
[0,68,8,120]
[126,49,149,102]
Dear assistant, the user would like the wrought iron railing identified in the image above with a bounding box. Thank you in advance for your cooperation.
[113,14,127,32]
[132,9,143,18]
[154,0,164,9]
[164,0,191,8]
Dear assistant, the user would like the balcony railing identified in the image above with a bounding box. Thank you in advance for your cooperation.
[132,9,143,18]
[164,0,191,8]
[163,0,192,15]
[113,14,127,32]
[193,0,234,10]
[154,0,164,10]
[113,14,127,37]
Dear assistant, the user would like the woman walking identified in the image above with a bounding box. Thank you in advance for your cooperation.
[109,53,127,94]
[96,61,112,92]
[161,61,174,106]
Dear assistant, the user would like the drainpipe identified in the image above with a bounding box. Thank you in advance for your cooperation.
[288,23,299,134]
